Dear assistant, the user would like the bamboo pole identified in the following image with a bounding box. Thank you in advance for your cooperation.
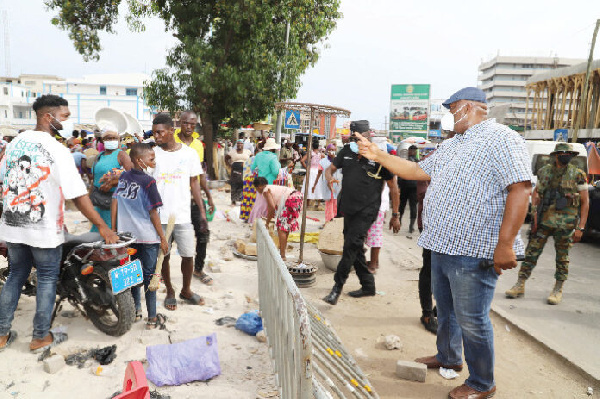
[573,19,600,142]
[298,108,315,263]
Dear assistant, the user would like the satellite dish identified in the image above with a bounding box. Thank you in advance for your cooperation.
[123,112,144,135]
[94,107,128,134]
[441,113,454,131]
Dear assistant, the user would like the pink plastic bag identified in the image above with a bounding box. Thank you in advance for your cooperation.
[325,198,337,222]
[146,333,221,386]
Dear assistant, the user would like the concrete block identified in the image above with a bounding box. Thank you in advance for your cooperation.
[396,360,426,382]
[244,243,257,256]
[43,355,66,374]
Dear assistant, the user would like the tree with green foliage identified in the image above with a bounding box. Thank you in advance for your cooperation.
[46,0,341,176]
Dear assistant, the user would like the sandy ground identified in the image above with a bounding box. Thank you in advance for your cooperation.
[0,191,278,399]
[297,212,598,399]
[0,190,597,399]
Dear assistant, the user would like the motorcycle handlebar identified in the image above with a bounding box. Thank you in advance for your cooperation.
[83,232,136,249]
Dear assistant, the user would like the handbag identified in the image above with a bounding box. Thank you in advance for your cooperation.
[90,186,112,210]
[89,152,113,210]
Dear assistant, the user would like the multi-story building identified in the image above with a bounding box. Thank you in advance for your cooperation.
[0,73,154,129]
[478,56,584,129]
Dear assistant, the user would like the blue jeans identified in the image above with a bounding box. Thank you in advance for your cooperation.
[431,252,499,392]
[130,243,159,319]
[0,244,62,340]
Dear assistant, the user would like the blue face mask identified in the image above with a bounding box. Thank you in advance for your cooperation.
[349,142,359,154]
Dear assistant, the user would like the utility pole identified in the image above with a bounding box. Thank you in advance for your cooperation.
[572,19,600,143]
[2,8,11,76]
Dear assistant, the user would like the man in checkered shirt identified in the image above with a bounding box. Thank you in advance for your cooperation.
[357,87,532,399]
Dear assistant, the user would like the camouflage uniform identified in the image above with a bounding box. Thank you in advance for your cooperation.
[519,162,587,281]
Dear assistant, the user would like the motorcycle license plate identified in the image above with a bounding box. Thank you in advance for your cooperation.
[109,259,143,295]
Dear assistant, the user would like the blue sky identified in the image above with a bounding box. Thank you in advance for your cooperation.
[2,0,597,129]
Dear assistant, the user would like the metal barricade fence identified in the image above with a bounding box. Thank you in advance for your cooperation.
[256,220,379,399]
[256,219,314,399]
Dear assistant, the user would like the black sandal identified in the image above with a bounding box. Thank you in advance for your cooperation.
[146,313,167,330]
[135,309,143,322]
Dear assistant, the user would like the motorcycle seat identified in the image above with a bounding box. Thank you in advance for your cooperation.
[64,232,103,245]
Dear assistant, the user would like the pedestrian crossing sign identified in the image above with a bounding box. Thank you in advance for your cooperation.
[285,110,301,129]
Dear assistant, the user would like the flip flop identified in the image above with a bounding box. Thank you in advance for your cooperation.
[179,292,205,306]
[193,271,213,286]
[0,330,17,352]
[164,297,177,311]
[135,309,143,322]
[30,331,68,354]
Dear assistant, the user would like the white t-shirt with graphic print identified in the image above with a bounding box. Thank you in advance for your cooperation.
[153,144,203,225]
[0,130,88,248]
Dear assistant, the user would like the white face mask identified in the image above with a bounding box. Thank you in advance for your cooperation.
[139,161,154,175]
[451,104,469,128]
[49,115,75,139]
[104,140,119,150]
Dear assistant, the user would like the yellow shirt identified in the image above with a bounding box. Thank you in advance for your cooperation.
[174,130,204,162]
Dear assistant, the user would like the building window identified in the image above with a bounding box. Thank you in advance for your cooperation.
[19,111,23,118]
[4,110,7,118]
[325,116,331,136]
[125,88,138,96]
[100,86,107,95]
[2,87,7,95]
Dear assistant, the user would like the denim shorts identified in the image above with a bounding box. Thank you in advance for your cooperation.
[162,223,195,258]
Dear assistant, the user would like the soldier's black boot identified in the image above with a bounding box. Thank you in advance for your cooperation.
[323,283,343,305]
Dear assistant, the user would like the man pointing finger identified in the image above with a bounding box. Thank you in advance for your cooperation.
[357,87,532,399]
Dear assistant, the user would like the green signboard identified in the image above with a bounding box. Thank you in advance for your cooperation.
[389,84,430,142]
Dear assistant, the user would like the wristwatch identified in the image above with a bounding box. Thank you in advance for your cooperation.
[575,227,585,231]
[392,212,399,218]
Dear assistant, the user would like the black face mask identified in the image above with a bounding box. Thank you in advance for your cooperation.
[557,154,575,165]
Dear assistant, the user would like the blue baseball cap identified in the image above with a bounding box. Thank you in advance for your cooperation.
[442,87,487,109]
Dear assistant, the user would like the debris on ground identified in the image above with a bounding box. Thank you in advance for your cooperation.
[150,391,171,399]
[439,367,460,380]
[61,310,78,318]
[215,316,237,326]
[65,345,117,368]
[235,310,263,336]
[378,335,402,350]
[255,330,267,343]
[37,348,51,362]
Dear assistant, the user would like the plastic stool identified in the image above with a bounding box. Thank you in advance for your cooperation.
[112,361,150,399]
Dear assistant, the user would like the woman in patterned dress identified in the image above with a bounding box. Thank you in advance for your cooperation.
[239,149,259,222]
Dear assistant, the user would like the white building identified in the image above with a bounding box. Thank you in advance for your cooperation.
[0,73,154,130]
[478,56,584,129]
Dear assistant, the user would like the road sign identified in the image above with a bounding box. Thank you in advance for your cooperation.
[284,110,301,129]
[554,129,568,142]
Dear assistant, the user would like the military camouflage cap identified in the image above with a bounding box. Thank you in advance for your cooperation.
[551,142,578,154]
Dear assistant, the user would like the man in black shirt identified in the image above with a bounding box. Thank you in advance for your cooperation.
[399,145,419,233]
[323,121,400,305]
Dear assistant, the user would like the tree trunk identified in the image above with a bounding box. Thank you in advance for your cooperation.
[200,109,216,179]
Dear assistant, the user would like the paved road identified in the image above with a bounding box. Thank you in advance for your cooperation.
[493,229,600,381]
[385,215,600,382]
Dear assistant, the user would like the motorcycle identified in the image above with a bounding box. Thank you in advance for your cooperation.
[0,232,140,337]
